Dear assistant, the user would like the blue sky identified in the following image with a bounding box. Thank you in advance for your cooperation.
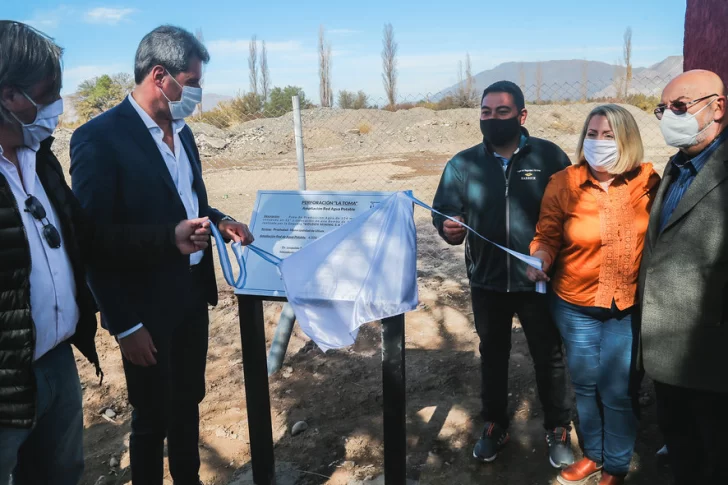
[8,0,687,103]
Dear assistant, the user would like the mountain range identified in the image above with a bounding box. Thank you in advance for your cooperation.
[438,56,683,101]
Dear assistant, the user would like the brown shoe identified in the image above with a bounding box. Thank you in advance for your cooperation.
[557,457,603,485]
[598,471,625,485]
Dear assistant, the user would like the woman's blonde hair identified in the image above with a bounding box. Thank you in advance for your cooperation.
[575,104,644,175]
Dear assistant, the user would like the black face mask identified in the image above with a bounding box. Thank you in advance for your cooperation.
[480,116,522,147]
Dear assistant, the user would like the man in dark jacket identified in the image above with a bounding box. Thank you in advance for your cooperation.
[432,81,573,467]
[70,26,254,485]
[0,21,210,485]
[638,69,728,485]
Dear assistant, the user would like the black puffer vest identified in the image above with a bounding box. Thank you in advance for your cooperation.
[0,138,100,429]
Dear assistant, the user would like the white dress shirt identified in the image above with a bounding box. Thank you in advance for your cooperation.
[119,94,202,340]
[128,93,202,264]
[0,144,80,361]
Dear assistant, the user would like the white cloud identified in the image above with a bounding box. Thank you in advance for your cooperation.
[23,6,74,30]
[83,7,137,25]
[207,39,303,57]
[62,64,131,94]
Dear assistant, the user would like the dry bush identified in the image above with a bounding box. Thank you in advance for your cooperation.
[357,122,372,134]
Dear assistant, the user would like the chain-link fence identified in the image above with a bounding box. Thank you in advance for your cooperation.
[50,76,677,292]
[182,77,676,287]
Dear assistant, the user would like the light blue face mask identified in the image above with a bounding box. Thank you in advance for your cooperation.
[9,93,63,151]
[160,73,202,120]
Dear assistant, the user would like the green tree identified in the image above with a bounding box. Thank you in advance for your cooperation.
[264,86,311,114]
[338,90,369,109]
[74,73,134,121]
[230,92,263,117]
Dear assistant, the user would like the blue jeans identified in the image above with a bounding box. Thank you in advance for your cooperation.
[0,343,84,485]
[551,295,639,475]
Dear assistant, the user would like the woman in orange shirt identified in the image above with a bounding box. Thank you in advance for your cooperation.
[527,104,660,485]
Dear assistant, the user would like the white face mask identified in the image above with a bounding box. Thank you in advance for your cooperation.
[10,93,63,151]
[583,139,619,173]
[660,99,716,148]
[160,73,202,120]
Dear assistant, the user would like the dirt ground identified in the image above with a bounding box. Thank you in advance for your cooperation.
[74,144,675,484]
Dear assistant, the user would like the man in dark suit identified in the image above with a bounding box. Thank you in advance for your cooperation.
[70,25,253,485]
[639,69,728,485]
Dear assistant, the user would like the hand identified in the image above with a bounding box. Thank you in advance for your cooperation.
[219,219,254,245]
[526,250,551,283]
[175,217,211,255]
[443,216,466,245]
[118,326,157,367]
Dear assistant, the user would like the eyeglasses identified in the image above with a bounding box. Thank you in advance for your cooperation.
[654,93,719,120]
[24,196,62,249]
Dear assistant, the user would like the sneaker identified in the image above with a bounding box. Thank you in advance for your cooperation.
[546,427,575,469]
[473,422,510,462]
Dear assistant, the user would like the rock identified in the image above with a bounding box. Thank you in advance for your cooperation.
[281,366,294,378]
[346,129,361,135]
[291,421,308,436]
[103,408,116,419]
[109,456,120,468]
[94,476,107,485]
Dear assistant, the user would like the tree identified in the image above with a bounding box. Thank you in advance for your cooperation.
[318,26,333,108]
[260,40,271,102]
[230,92,263,117]
[465,53,476,106]
[613,64,626,102]
[74,73,134,121]
[535,62,543,103]
[338,90,369,109]
[265,86,311,114]
[381,23,398,109]
[456,60,466,106]
[518,62,526,95]
[622,27,633,98]
[248,34,258,96]
[580,59,589,102]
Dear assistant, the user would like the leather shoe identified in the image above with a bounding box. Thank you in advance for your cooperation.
[598,471,625,485]
[557,457,602,485]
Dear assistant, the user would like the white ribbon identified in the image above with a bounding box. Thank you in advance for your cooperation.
[212,192,546,294]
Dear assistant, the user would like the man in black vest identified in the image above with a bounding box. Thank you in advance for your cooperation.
[70,26,254,485]
[0,21,210,485]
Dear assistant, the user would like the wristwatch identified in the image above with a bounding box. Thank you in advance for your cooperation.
[220,215,237,223]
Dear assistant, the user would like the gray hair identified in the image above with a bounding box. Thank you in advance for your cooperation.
[134,25,210,84]
[0,21,63,123]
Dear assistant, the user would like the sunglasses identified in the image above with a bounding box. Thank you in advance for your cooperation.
[24,196,62,249]
[654,93,719,120]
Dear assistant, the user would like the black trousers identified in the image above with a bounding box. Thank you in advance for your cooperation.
[122,268,210,485]
[471,287,571,430]
[654,381,728,485]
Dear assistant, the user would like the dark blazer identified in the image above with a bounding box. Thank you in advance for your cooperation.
[70,97,225,337]
[637,136,728,393]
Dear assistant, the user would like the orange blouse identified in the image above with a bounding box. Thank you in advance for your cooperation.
[530,163,660,309]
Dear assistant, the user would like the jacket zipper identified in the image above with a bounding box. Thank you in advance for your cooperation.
[502,159,515,292]
[4,182,36,351]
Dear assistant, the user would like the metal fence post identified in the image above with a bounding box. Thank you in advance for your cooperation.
[293,95,306,190]
[265,96,307,375]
